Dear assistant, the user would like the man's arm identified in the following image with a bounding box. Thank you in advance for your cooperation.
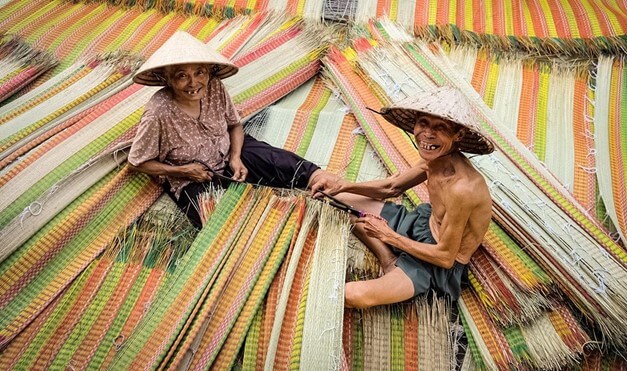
[311,161,428,200]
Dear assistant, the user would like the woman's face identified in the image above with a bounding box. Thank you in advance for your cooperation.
[165,63,210,104]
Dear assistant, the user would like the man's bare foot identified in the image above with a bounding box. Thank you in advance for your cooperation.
[380,257,397,275]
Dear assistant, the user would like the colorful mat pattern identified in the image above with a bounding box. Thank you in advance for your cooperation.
[49,0,627,55]
[1,0,626,369]
[0,167,162,348]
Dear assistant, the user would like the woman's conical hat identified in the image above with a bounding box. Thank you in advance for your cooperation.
[380,86,494,155]
[133,31,238,86]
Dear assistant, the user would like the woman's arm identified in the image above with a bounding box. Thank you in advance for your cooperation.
[129,160,212,182]
[227,124,248,181]
[228,123,244,159]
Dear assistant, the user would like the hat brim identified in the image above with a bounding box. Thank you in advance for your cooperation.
[131,31,239,86]
[133,62,238,86]
[380,107,494,155]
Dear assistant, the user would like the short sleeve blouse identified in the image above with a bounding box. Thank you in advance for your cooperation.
[128,77,240,198]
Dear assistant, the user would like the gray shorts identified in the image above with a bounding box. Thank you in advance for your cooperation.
[380,202,467,300]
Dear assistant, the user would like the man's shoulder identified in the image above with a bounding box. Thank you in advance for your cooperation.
[447,169,490,205]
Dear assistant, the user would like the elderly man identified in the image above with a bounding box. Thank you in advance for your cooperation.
[311,86,494,308]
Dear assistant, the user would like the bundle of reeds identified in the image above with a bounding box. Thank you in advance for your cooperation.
[0,34,57,103]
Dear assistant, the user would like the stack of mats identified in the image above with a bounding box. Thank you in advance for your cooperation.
[48,0,627,58]
[334,0,627,54]
[105,184,350,370]
[219,14,331,120]
[0,163,163,348]
[321,20,626,369]
[0,208,197,370]
[47,0,329,23]
[238,194,350,370]
[444,42,626,246]
[0,183,352,369]
[242,75,474,369]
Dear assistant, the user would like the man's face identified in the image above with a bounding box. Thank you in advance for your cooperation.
[165,63,210,104]
[412,114,463,160]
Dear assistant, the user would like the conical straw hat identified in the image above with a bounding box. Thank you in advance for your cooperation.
[380,86,494,155]
[133,31,238,86]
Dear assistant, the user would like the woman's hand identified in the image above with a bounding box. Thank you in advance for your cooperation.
[229,156,248,182]
[179,163,213,182]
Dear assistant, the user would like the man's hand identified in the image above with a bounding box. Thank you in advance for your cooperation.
[180,163,213,182]
[309,170,343,197]
[355,214,392,241]
[229,156,248,182]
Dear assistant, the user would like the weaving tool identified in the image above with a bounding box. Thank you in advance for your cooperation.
[191,159,244,184]
[314,190,364,217]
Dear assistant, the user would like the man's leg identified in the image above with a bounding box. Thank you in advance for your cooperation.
[333,192,385,215]
[345,267,414,308]
[351,222,397,273]
[330,194,398,272]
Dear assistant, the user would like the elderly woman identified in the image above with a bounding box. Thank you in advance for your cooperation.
[128,31,329,227]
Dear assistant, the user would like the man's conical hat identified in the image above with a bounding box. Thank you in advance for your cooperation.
[380,86,495,155]
[133,31,238,86]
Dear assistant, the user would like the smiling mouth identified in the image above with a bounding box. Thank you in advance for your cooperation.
[186,87,202,95]
[420,142,441,151]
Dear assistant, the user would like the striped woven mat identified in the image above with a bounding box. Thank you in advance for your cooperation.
[28,0,626,55]
[0,207,196,369]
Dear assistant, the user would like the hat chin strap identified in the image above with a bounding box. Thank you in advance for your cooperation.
[433,148,460,161]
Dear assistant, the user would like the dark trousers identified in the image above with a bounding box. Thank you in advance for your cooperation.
[166,135,320,228]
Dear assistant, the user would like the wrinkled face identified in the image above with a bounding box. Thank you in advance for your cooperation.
[165,63,210,104]
[412,114,464,160]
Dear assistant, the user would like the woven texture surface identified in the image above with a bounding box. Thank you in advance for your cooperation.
[1,0,626,369]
